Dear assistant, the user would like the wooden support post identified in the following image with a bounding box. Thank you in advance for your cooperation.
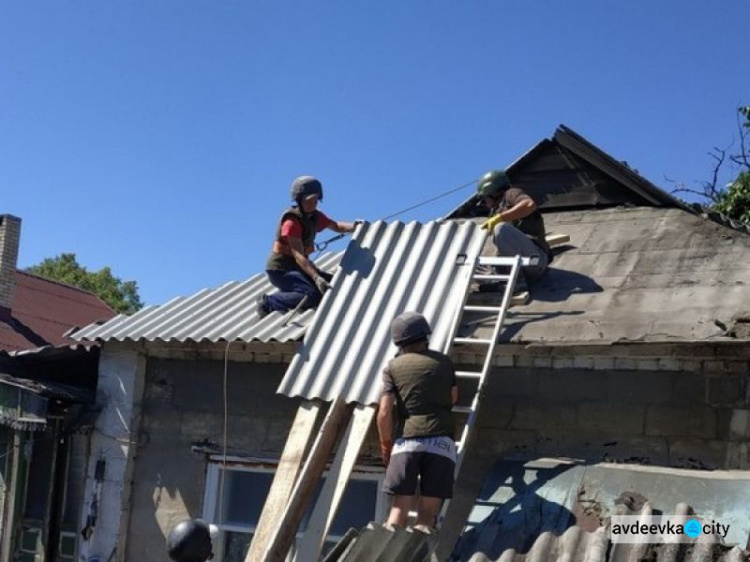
[245,401,325,562]
[262,397,352,562]
[295,405,376,562]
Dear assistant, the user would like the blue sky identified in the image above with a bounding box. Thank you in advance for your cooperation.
[1,1,748,306]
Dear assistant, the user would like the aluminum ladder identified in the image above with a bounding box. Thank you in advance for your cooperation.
[438,254,533,522]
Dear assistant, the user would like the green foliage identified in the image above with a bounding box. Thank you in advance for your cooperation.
[26,253,143,314]
[708,106,750,224]
[714,171,750,223]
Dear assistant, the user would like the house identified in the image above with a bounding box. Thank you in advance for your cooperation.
[71,126,750,561]
[0,214,116,561]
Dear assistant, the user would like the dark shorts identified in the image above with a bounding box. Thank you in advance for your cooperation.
[382,451,455,499]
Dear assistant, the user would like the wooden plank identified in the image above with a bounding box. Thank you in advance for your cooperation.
[262,397,353,562]
[295,405,376,562]
[545,232,570,248]
[245,400,325,562]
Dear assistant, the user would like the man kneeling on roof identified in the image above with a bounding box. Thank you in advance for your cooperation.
[257,176,359,318]
[477,170,551,295]
[377,311,458,533]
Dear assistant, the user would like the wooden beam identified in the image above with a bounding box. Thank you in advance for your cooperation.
[262,397,353,562]
[245,400,325,562]
[295,405,376,562]
[545,232,570,248]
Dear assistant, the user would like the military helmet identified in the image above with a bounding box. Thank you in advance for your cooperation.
[167,519,213,562]
[391,311,432,346]
[291,176,324,202]
[476,170,510,198]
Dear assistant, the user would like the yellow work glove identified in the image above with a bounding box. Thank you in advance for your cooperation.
[481,214,504,231]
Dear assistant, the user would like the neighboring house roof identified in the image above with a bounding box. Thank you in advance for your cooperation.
[467,206,750,345]
[0,271,115,352]
[452,458,750,561]
[278,220,486,405]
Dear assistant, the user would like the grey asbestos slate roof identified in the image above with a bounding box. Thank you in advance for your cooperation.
[71,252,343,344]
[278,219,487,405]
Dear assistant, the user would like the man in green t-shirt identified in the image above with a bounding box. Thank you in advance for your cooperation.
[377,312,458,532]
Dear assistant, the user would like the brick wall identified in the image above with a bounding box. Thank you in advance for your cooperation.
[0,215,21,310]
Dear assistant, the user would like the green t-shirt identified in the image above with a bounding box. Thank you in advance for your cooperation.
[381,349,457,439]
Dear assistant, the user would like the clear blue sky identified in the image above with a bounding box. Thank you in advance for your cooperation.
[2,1,748,306]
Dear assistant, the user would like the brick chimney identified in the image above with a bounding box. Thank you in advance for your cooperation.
[0,215,21,318]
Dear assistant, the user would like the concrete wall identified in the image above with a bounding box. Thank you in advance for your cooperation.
[78,348,146,562]
[124,357,299,562]
[437,351,750,561]
[469,356,750,470]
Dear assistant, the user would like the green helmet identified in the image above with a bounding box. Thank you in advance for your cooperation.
[477,170,510,198]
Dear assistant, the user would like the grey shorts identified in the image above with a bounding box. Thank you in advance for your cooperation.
[383,451,455,499]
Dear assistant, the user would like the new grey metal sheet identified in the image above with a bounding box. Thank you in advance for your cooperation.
[278,220,487,406]
[71,253,343,344]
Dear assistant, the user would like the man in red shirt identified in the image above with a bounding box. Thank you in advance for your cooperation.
[258,176,358,317]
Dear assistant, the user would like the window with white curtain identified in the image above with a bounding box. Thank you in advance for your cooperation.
[202,461,386,562]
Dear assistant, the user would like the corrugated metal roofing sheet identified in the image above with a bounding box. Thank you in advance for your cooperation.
[278,219,487,406]
[71,253,343,344]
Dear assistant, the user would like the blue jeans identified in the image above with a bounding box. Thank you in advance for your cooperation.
[265,269,331,312]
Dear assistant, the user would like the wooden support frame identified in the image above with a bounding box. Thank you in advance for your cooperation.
[295,405,376,562]
[262,397,353,562]
[245,400,326,562]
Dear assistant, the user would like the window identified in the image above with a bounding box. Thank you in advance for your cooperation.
[203,461,386,562]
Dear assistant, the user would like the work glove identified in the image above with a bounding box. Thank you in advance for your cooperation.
[481,214,504,231]
[380,439,393,467]
[314,275,331,295]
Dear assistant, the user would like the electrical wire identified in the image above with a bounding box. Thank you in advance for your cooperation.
[314,176,479,254]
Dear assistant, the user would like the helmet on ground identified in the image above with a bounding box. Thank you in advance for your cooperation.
[477,170,510,198]
[167,519,213,562]
[291,176,324,202]
[391,311,432,346]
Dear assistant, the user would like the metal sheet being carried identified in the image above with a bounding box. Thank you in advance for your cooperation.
[278,219,487,406]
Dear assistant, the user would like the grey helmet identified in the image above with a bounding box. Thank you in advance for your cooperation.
[290,176,323,202]
[391,311,432,346]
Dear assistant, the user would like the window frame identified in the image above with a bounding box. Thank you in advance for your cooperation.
[202,456,387,561]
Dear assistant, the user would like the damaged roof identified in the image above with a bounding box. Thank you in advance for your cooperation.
[463,206,750,345]
[452,458,750,561]
[72,125,750,349]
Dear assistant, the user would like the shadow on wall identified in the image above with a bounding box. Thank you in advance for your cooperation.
[452,460,577,561]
